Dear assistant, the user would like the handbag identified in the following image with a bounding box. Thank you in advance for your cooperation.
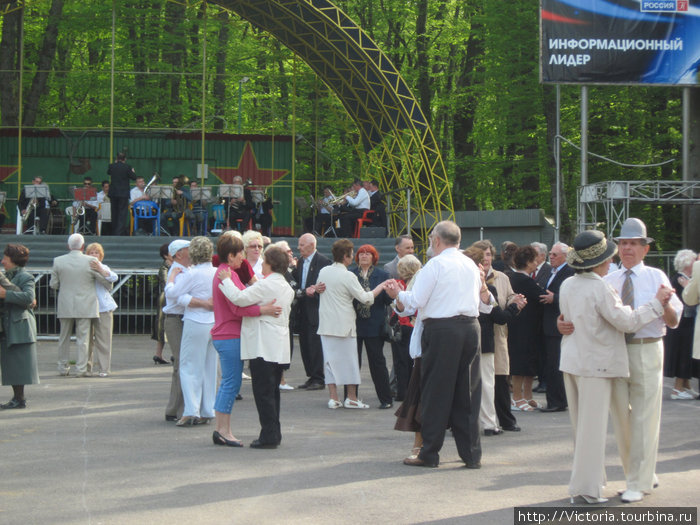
[382,308,402,343]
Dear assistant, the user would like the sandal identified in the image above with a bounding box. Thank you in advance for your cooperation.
[527,399,542,409]
[514,399,534,412]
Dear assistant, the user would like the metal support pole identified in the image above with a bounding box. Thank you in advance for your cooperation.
[682,87,690,247]
[579,85,589,233]
[555,84,561,243]
[109,1,115,162]
[201,3,207,180]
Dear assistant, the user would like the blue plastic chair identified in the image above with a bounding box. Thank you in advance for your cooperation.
[132,200,161,236]
[211,204,225,233]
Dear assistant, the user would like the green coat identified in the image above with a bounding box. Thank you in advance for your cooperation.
[0,267,39,386]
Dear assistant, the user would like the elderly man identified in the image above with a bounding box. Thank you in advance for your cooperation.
[51,234,113,376]
[383,235,415,279]
[339,179,370,237]
[606,218,681,503]
[293,233,331,389]
[538,242,574,412]
[387,221,487,469]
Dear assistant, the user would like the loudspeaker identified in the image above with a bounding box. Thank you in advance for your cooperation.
[359,227,386,238]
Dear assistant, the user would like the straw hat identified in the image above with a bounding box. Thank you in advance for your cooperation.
[566,230,618,270]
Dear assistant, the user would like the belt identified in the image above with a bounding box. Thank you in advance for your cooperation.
[423,315,476,326]
[627,337,661,345]
[165,313,183,319]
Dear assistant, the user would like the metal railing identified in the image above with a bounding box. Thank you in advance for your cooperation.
[32,269,159,337]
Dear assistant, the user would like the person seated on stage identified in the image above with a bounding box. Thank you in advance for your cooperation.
[130,176,155,234]
[368,179,386,228]
[188,180,208,236]
[161,176,192,236]
[71,177,99,235]
[19,176,56,234]
[97,180,110,204]
[228,175,254,231]
[252,190,274,237]
[338,179,370,237]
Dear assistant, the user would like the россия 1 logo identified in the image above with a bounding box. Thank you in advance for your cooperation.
[641,0,688,11]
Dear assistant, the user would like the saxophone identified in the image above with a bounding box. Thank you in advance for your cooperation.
[22,197,37,223]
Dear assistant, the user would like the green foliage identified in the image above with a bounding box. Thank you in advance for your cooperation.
[0,0,686,247]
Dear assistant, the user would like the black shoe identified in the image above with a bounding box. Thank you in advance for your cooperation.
[213,431,244,447]
[378,402,393,409]
[297,382,310,389]
[502,425,521,432]
[484,428,503,436]
[236,394,243,401]
[1,398,26,409]
[153,356,169,365]
[165,415,178,422]
[533,384,547,393]
[249,439,278,449]
[465,461,482,469]
[539,406,567,413]
[403,456,438,468]
[306,382,325,391]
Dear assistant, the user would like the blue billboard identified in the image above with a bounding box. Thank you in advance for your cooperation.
[541,0,700,85]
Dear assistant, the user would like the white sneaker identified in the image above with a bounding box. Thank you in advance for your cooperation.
[279,383,294,391]
[242,372,251,380]
[620,489,643,503]
[327,399,343,409]
[343,398,369,409]
[671,388,694,400]
[685,387,699,397]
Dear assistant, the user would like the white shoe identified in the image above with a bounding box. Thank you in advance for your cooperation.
[620,489,644,503]
[671,388,694,400]
[98,372,109,378]
[242,372,251,380]
[685,387,699,397]
[279,383,294,391]
[343,398,369,409]
[571,495,608,504]
[327,399,343,409]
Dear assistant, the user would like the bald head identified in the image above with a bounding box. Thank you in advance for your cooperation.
[298,233,317,259]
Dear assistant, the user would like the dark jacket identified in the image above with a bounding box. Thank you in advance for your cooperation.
[534,262,552,290]
[2,267,37,347]
[107,160,137,198]
[479,284,521,354]
[541,263,575,337]
[292,251,331,327]
[352,266,391,338]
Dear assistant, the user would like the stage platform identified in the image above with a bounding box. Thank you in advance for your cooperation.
[0,234,399,271]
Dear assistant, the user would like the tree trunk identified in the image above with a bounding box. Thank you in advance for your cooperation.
[685,88,700,250]
[415,0,431,126]
[0,7,21,126]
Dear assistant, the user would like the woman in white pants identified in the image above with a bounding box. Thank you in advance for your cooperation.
[166,236,217,427]
[85,243,118,377]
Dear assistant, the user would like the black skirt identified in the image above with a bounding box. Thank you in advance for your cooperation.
[394,357,422,432]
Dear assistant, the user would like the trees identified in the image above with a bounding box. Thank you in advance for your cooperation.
[0,0,685,245]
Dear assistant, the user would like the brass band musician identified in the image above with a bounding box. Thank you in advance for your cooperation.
[227,175,254,231]
[306,186,336,235]
[188,179,208,235]
[19,176,57,235]
[338,179,370,237]
[71,177,99,235]
[161,175,191,235]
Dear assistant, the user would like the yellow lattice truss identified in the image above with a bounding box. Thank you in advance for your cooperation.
[212,0,455,245]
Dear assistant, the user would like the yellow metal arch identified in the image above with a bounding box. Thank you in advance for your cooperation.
[213,0,454,244]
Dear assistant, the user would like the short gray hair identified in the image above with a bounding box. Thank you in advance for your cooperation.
[674,249,697,272]
[531,242,547,256]
[68,233,84,250]
[432,221,460,246]
[397,254,422,281]
[552,242,569,255]
[189,236,213,265]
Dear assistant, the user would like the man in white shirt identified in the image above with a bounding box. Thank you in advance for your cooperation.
[386,220,485,469]
[604,218,681,503]
[129,176,149,204]
[339,179,370,237]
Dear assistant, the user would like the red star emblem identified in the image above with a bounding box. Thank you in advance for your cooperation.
[210,142,288,187]
[0,166,17,183]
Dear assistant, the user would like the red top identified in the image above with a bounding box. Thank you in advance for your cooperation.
[212,255,255,284]
[210,262,260,340]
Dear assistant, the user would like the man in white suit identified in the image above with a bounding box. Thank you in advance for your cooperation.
[51,233,113,376]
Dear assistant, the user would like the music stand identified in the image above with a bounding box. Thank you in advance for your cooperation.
[218,185,240,228]
[72,187,98,235]
[147,186,173,235]
[190,187,211,204]
[23,185,50,235]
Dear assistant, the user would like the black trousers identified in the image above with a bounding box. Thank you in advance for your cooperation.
[298,316,324,384]
[356,336,392,405]
[110,195,130,236]
[495,374,517,428]
[339,208,363,237]
[249,357,283,445]
[390,325,414,401]
[544,335,567,408]
[419,317,481,466]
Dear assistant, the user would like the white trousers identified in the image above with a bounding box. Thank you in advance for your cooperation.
[88,311,114,374]
[179,320,217,418]
[564,373,612,498]
[610,340,663,492]
[57,317,93,374]
[479,352,498,430]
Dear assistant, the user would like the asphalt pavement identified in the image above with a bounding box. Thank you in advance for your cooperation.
[1,336,698,524]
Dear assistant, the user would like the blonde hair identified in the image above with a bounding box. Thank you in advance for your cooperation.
[189,236,213,264]
[85,242,104,261]
[242,230,263,253]
[397,254,422,282]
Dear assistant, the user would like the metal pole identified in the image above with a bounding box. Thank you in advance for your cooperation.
[291,57,297,235]
[406,188,411,235]
[17,7,24,197]
[109,1,115,162]
[682,87,690,247]
[555,84,561,243]
[201,3,207,180]
[579,85,589,233]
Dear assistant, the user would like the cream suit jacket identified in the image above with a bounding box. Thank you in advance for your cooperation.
[316,262,374,338]
[682,260,700,359]
[50,250,113,319]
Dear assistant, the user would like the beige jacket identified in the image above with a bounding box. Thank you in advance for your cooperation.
[490,269,515,375]
[681,260,700,359]
[317,262,374,338]
[50,250,112,319]
[559,272,663,377]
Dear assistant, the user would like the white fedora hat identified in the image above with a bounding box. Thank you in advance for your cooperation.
[613,218,654,244]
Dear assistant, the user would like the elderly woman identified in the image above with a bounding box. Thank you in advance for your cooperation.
[507,245,544,411]
[85,243,118,377]
[472,240,521,432]
[351,244,393,409]
[317,239,385,409]
[218,246,295,448]
[242,229,265,279]
[210,234,280,446]
[153,242,171,365]
[559,230,672,504]
[664,249,699,399]
[271,240,298,391]
[0,244,38,409]
[167,236,217,427]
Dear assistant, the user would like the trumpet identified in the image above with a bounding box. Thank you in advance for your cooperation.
[329,190,357,206]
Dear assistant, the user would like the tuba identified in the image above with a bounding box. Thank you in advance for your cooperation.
[143,171,160,195]
[22,197,37,223]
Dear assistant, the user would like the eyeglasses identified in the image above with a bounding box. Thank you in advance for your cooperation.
[248,244,263,250]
